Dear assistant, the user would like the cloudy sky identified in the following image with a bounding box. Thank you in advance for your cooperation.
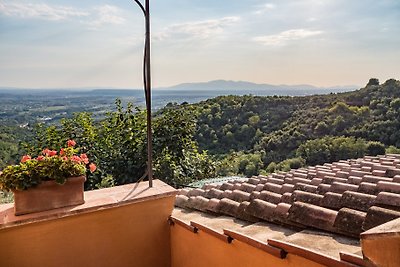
[0,0,399,88]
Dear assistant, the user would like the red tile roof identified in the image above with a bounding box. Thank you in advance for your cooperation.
[174,154,400,260]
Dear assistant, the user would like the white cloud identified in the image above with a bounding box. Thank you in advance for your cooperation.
[155,16,241,41]
[254,3,276,15]
[0,2,125,29]
[253,29,323,46]
[88,5,125,29]
[0,2,89,21]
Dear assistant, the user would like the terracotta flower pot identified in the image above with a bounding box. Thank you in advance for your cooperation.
[12,176,86,216]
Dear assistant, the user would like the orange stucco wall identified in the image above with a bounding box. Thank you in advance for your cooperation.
[362,236,400,267]
[170,223,326,267]
[0,196,175,267]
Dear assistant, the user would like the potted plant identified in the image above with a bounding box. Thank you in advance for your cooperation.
[0,140,96,215]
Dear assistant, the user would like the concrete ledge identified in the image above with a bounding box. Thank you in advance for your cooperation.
[268,239,357,267]
[0,179,177,230]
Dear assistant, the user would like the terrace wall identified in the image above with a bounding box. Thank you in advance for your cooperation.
[0,180,176,267]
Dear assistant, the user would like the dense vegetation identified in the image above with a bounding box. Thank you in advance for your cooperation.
[23,100,216,189]
[1,78,400,193]
[192,78,400,176]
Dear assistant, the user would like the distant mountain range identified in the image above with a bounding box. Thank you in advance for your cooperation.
[0,80,360,97]
[156,80,359,95]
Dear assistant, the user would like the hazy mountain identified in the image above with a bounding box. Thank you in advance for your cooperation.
[157,80,359,95]
[0,80,359,98]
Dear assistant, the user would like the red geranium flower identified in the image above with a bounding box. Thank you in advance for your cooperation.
[37,156,44,161]
[89,163,97,173]
[42,148,51,156]
[21,155,31,163]
[48,150,57,156]
[71,156,82,163]
[80,154,89,164]
[60,148,65,155]
[67,140,76,147]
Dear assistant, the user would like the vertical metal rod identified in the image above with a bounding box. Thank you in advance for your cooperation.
[145,0,153,187]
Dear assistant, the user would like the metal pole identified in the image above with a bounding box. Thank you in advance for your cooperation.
[145,0,153,187]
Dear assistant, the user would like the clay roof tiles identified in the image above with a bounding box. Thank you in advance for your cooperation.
[175,154,400,239]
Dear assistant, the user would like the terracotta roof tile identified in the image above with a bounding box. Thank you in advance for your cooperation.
[263,183,283,194]
[293,182,312,191]
[187,188,206,197]
[316,184,331,194]
[236,201,260,222]
[321,192,343,210]
[175,153,400,251]
[205,188,224,199]
[362,175,392,184]
[316,170,336,178]
[358,182,379,195]
[280,183,295,194]
[205,198,220,214]
[216,198,240,217]
[281,192,293,204]
[272,173,285,179]
[221,190,233,198]
[257,190,282,204]
[230,190,251,202]
[330,182,359,194]
[334,208,366,237]
[291,190,324,206]
[374,192,400,210]
[340,191,376,212]
[336,171,350,178]
[219,183,234,191]
[187,196,209,212]
[371,164,390,172]
[376,181,400,194]
[178,188,190,196]
[348,176,362,185]
[246,199,277,222]
[310,178,323,185]
[361,166,372,172]
[284,177,294,184]
[288,202,337,232]
[254,184,264,192]
[267,177,285,185]
[249,191,261,200]
[362,206,400,231]
[239,183,257,193]
[247,177,260,185]
[392,175,400,183]
[349,170,370,177]
[372,170,386,177]
[175,194,190,208]
[202,184,217,190]
[320,176,341,184]
[293,172,308,179]
[232,183,242,191]
[302,184,318,193]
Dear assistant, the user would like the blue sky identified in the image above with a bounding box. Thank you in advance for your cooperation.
[0,0,399,88]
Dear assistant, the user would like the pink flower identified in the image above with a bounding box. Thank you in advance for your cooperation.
[67,140,76,147]
[71,156,82,163]
[48,150,57,156]
[60,148,65,155]
[42,148,51,156]
[89,163,97,173]
[21,155,31,163]
[80,154,89,164]
[62,156,68,161]
[37,156,44,161]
